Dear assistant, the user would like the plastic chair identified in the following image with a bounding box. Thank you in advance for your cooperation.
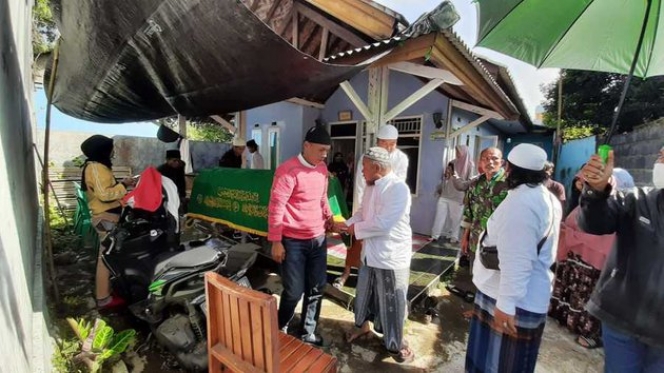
[73,182,98,247]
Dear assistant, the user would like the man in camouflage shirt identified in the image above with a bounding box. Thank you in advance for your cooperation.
[460,147,509,261]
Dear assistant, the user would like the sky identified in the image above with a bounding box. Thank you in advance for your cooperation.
[375,0,560,118]
[35,0,557,136]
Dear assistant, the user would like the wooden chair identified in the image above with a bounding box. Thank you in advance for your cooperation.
[205,272,338,373]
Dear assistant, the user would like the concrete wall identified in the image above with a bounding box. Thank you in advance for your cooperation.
[610,119,664,187]
[555,136,597,195]
[1,0,52,371]
[37,130,230,173]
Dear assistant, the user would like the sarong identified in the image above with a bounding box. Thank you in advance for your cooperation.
[466,291,546,373]
[353,265,410,353]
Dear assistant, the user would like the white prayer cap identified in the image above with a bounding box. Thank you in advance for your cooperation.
[376,124,399,140]
[364,147,390,162]
[507,143,547,171]
[232,137,246,147]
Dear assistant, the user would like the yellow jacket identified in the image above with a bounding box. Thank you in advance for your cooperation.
[84,162,127,215]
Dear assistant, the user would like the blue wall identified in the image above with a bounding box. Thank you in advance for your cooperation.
[321,71,461,235]
[245,102,322,164]
[555,136,597,197]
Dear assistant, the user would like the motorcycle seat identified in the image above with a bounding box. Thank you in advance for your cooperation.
[153,246,220,275]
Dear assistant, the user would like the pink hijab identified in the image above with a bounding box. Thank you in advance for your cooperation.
[453,145,473,180]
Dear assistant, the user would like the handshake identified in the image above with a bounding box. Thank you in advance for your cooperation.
[326,218,355,236]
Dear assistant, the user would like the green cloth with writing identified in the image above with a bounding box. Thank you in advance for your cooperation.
[461,169,509,253]
[188,168,348,236]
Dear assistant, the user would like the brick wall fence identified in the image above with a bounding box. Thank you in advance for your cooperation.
[610,118,664,187]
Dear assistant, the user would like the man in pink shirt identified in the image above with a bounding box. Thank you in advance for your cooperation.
[268,124,333,346]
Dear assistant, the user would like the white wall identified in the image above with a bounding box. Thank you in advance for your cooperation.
[1,0,52,372]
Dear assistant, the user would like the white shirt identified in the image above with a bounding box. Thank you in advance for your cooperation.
[251,151,265,170]
[353,148,409,214]
[346,172,412,270]
[473,184,562,315]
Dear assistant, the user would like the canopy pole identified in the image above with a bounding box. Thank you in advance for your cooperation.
[604,0,652,145]
[43,43,61,303]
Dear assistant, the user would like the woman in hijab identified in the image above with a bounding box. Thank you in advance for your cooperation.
[80,135,135,309]
[451,145,476,191]
[431,162,465,243]
[549,167,635,349]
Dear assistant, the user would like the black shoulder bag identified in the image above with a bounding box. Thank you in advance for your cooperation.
[478,198,555,271]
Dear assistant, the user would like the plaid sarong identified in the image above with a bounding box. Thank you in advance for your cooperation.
[354,265,410,353]
[465,291,546,373]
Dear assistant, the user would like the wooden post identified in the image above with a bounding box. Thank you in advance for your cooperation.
[292,11,299,49]
[43,44,61,303]
[366,66,389,151]
[318,28,329,60]
[178,114,187,138]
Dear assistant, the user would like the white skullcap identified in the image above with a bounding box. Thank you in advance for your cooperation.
[232,138,246,147]
[376,125,399,140]
[507,143,547,171]
[364,147,390,162]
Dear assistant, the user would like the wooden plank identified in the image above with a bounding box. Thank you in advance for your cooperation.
[305,0,395,40]
[388,61,463,86]
[287,349,324,372]
[229,294,243,357]
[451,100,503,119]
[383,78,444,122]
[294,2,366,47]
[264,0,283,23]
[286,98,325,109]
[263,301,279,373]
[277,9,294,37]
[318,27,329,60]
[292,11,299,48]
[303,354,337,373]
[280,342,313,370]
[249,303,266,370]
[339,81,371,120]
[222,291,234,352]
[238,298,254,363]
[210,344,264,373]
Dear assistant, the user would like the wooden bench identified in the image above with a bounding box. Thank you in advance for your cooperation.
[205,272,338,373]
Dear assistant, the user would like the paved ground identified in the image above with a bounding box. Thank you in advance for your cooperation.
[263,272,605,373]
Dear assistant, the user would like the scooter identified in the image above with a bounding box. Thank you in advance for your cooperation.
[101,203,258,371]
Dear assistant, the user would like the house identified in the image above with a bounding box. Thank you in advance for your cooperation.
[235,0,537,235]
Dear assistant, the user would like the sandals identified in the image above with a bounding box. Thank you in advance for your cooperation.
[346,325,372,343]
[388,342,416,363]
[576,335,602,350]
[446,284,475,303]
[333,277,346,289]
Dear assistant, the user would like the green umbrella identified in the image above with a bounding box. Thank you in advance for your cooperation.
[475,0,659,141]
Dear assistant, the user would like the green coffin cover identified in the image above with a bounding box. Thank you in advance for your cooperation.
[188,168,349,236]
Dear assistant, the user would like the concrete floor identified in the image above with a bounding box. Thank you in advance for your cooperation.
[265,273,605,373]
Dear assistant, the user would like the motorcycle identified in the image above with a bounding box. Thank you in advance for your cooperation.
[101,197,258,371]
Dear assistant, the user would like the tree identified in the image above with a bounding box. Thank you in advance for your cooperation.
[541,70,664,136]
[160,117,234,143]
[33,0,58,56]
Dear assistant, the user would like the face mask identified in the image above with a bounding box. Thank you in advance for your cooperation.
[653,163,664,189]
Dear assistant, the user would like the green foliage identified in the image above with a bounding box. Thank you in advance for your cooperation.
[542,70,664,134]
[187,123,234,143]
[49,204,72,230]
[71,156,85,167]
[160,116,234,143]
[59,317,137,373]
[33,0,58,56]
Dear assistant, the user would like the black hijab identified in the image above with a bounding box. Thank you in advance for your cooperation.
[80,135,114,191]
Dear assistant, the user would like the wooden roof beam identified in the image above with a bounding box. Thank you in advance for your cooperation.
[294,2,367,47]
[451,100,503,120]
[388,61,463,86]
[304,0,396,40]
[264,0,283,23]
[318,27,329,60]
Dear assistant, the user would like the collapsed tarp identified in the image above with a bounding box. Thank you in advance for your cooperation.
[47,0,376,123]
[188,168,349,236]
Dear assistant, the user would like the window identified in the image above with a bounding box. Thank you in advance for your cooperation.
[389,116,423,195]
[358,116,423,194]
